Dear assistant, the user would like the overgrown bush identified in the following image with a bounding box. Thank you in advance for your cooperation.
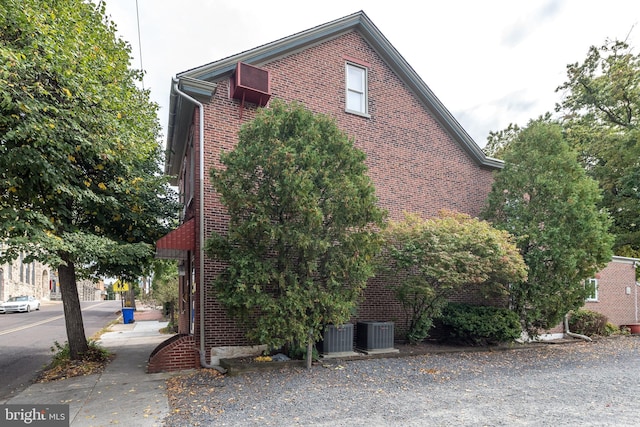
[438,303,522,346]
[568,309,609,337]
[381,211,526,345]
[206,101,385,355]
[605,322,620,336]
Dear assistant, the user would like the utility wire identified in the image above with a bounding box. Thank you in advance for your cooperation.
[135,0,145,89]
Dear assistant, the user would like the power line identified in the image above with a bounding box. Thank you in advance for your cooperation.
[135,0,145,89]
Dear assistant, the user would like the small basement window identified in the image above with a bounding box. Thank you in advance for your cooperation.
[345,62,368,116]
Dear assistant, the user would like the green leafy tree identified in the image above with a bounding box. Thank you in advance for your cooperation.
[381,211,527,344]
[0,0,178,358]
[150,259,179,326]
[206,101,386,365]
[482,119,613,337]
[556,39,640,258]
[483,122,522,159]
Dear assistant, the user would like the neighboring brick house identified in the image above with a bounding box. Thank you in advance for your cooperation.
[585,256,640,327]
[152,10,504,372]
[540,256,640,340]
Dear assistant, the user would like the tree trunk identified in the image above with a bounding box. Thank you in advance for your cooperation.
[58,252,89,359]
[127,289,136,309]
[306,330,313,370]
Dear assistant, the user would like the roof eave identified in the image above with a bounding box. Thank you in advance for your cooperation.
[178,12,367,82]
[356,15,502,170]
[171,10,501,171]
[165,78,218,183]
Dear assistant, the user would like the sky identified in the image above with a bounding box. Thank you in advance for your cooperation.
[99,0,640,148]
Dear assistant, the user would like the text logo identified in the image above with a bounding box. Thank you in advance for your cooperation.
[1,405,68,426]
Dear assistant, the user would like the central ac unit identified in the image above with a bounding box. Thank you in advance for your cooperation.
[356,321,395,351]
[317,324,354,355]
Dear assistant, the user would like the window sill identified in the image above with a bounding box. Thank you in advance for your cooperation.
[345,109,371,119]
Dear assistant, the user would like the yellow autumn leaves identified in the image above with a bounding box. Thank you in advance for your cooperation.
[83,179,107,190]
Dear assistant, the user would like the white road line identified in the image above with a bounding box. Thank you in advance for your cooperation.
[0,314,65,336]
[0,301,112,336]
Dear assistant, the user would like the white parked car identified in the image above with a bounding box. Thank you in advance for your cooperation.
[0,296,41,313]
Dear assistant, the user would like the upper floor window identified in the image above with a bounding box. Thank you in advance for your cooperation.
[346,62,368,116]
[585,278,598,302]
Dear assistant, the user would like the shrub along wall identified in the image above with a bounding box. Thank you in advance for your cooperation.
[437,303,522,346]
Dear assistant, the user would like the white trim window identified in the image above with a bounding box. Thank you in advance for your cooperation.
[585,278,598,302]
[345,62,368,115]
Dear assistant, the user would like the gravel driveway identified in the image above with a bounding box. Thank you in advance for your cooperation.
[163,336,640,426]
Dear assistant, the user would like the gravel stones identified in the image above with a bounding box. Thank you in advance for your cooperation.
[163,336,640,426]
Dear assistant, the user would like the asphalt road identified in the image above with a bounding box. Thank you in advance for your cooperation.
[0,299,123,401]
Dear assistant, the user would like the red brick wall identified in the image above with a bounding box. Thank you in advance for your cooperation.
[542,258,639,337]
[147,334,199,373]
[190,30,496,347]
[584,259,638,327]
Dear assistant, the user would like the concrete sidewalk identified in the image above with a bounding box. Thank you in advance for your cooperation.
[5,313,176,427]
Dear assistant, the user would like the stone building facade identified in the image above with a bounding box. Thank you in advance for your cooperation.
[0,253,52,302]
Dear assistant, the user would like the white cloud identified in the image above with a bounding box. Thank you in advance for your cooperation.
[100,0,640,147]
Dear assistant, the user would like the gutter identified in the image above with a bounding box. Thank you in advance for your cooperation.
[171,78,226,374]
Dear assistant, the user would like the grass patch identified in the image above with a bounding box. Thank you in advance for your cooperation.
[37,340,113,383]
[160,321,178,334]
[90,318,121,341]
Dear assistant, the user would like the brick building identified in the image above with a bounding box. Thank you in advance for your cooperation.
[540,256,640,340]
[0,250,52,302]
[151,11,504,372]
[0,253,104,303]
[585,256,640,327]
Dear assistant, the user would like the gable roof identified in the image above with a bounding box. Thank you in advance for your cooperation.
[165,11,503,177]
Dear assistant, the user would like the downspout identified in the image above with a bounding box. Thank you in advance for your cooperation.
[635,261,639,323]
[564,313,592,342]
[172,78,226,373]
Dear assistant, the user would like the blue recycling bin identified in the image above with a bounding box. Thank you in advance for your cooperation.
[122,307,135,324]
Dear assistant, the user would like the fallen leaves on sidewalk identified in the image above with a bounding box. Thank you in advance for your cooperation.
[36,356,114,383]
[36,341,114,383]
